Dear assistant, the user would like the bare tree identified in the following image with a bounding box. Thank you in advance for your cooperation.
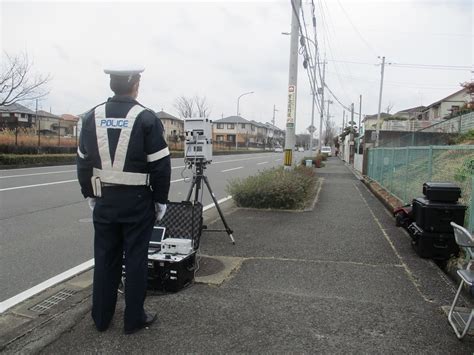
[174,95,211,118]
[174,96,194,118]
[194,95,211,118]
[385,102,394,114]
[1,51,50,106]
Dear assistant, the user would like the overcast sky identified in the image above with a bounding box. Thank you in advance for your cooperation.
[1,0,472,134]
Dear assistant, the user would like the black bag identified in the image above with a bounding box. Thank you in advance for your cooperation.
[422,182,461,202]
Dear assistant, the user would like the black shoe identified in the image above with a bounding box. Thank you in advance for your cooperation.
[124,312,158,335]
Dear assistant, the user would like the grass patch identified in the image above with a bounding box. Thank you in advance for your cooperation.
[227,166,318,210]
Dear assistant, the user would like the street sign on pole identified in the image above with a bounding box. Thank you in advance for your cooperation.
[287,84,296,127]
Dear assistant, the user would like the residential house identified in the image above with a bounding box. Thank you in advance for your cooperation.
[156,110,184,142]
[250,120,268,146]
[37,110,68,135]
[0,103,35,129]
[394,106,425,120]
[212,116,251,147]
[421,88,469,120]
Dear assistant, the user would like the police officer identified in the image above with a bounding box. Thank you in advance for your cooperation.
[77,66,171,334]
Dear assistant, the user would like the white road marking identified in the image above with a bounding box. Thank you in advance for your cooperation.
[1,177,186,192]
[0,179,78,192]
[257,161,268,165]
[0,196,233,314]
[0,170,76,179]
[221,166,243,173]
[275,159,282,162]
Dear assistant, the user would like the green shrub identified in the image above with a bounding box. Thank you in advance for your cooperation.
[227,166,317,209]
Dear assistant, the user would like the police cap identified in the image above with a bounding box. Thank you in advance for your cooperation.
[104,65,145,83]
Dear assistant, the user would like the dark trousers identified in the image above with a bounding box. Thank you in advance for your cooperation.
[91,186,154,331]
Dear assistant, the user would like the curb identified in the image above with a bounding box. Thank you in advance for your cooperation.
[0,198,237,352]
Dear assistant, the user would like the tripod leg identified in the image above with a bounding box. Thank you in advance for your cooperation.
[186,175,197,201]
[202,176,235,244]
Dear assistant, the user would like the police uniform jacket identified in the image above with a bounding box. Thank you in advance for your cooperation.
[77,95,171,203]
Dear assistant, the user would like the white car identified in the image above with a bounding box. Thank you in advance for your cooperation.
[321,146,332,156]
[274,147,283,152]
[298,147,305,152]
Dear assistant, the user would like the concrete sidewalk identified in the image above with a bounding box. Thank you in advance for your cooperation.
[2,158,473,353]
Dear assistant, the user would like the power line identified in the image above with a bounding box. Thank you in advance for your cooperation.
[336,0,378,58]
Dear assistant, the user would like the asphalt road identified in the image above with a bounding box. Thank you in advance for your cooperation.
[0,151,309,302]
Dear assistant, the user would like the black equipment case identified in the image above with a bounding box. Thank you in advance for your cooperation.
[147,252,196,292]
[147,201,203,292]
[412,197,466,233]
[422,182,461,202]
[407,222,459,260]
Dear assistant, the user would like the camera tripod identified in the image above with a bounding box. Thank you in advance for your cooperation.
[185,159,235,244]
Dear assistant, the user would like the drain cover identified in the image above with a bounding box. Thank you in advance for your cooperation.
[29,289,76,313]
[196,256,225,277]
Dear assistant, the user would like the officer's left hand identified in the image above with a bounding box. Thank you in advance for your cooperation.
[155,203,167,222]
[87,197,96,211]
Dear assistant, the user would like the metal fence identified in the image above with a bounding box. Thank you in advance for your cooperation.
[367,145,474,232]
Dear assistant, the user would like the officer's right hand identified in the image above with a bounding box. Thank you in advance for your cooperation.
[87,197,96,211]
[155,203,167,222]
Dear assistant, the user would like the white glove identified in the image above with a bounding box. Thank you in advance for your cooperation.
[155,203,167,222]
[87,197,96,211]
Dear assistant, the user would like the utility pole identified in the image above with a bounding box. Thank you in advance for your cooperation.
[36,99,40,147]
[318,58,326,153]
[342,110,345,134]
[357,94,362,155]
[350,103,355,164]
[272,105,278,127]
[375,56,385,147]
[308,60,316,154]
[284,0,301,169]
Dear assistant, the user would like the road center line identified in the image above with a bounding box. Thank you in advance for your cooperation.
[221,167,243,173]
[257,161,268,165]
[0,196,233,314]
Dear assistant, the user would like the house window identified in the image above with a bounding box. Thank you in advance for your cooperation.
[216,123,224,129]
[451,105,460,115]
[251,125,255,131]
[241,124,246,129]
[227,124,235,129]
[216,135,224,141]
[21,113,26,118]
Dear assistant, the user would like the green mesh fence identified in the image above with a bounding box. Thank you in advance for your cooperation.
[368,146,474,232]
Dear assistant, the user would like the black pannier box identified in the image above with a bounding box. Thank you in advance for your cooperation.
[422,182,461,202]
[147,252,196,292]
[408,222,459,260]
[412,197,466,233]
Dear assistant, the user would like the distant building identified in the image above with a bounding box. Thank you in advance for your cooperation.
[212,116,284,148]
[0,103,35,129]
[156,110,184,141]
[421,88,469,120]
[394,106,425,120]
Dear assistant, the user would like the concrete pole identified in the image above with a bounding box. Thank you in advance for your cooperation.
[309,57,317,154]
[358,94,362,154]
[284,0,301,169]
[375,56,385,147]
[318,58,326,153]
